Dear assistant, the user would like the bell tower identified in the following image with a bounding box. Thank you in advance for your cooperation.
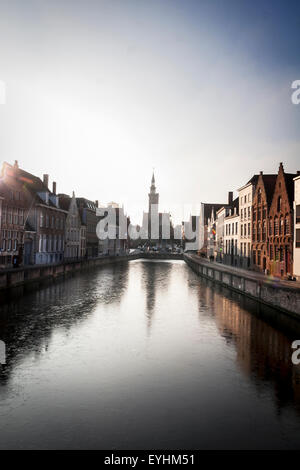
[148,171,159,212]
[148,171,159,242]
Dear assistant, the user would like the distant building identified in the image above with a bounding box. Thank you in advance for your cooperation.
[237,175,259,269]
[97,202,129,256]
[215,206,231,262]
[198,192,233,256]
[76,198,99,258]
[144,172,173,248]
[59,192,81,260]
[294,174,300,280]
[223,198,239,266]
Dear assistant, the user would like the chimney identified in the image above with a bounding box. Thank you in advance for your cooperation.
[228,191,233,205]
[43,174,49,188]
[95,200,99,208]
[52,182,56,194]
[297,170,300,175]
[260,171,263,175]
[14,160,18,169]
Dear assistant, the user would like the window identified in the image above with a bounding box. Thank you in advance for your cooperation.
[269,219,272,235]
[285,217,290,235]
[258,222,261,241]
[8,209,12,223]
[270,245,274,259]
[262,221,266,241]
[296,229,300,248]
[277,196,282,212]
[280,217,284,235]
[19,209,24,225]
[274,217,279,236]
[257,250,261,266]
[258,189,262,204]
[248,207,251,219]
[248,223,250,238]
[40,212,44,228]
[296,205,300,224]
[244,223,247,237]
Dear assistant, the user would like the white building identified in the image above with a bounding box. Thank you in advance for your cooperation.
[237,175,258,269]
[215,206,230,262]
[223,199,239,266]
[294,175,300,280]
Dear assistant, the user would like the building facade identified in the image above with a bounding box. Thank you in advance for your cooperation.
[0,161,31,267]
[252,172,277,273]
[199,192,233,256]
[294,175,300,280]
[223,198,239,266]
[76,198,99,258]
[268,163,298,278]
[59,192,81,260]
[237,176,258,269]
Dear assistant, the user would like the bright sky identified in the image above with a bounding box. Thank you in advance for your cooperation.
[0,0,299,224]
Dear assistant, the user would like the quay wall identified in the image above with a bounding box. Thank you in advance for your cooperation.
[184,254,300,318]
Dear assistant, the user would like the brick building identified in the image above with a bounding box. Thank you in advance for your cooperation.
[0,161,68,266]
[59,192,81,260]
[252,172,277,273]
[76,198,99,258]
[294,175,300,280]
[268,163,299,277]
[0,161,31,267]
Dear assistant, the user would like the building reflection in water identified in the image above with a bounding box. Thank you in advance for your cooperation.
[140,260,172,332]
[0,262,129,384]
[191,277,300,415]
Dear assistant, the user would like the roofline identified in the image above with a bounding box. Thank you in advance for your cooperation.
[237,181,252,192]
[294,175,300,181]
[36,203,68,213]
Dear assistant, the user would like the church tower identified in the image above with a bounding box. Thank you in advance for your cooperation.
[148,171,159,213]
[148,171,159,242]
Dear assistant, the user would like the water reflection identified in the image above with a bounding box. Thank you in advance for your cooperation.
[140,260,172,331]
[0,260,299,449]
[188,276,300,417]
[0,263,129,384]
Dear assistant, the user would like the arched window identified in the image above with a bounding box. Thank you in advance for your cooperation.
[269,218,272,236]
[285,216,290,235]
[274,217,279,236]
[280,217,284,235]
[258,221,261,241]
[262,221,266,241]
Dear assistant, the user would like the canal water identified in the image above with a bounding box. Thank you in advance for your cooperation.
[0,259,300,449]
